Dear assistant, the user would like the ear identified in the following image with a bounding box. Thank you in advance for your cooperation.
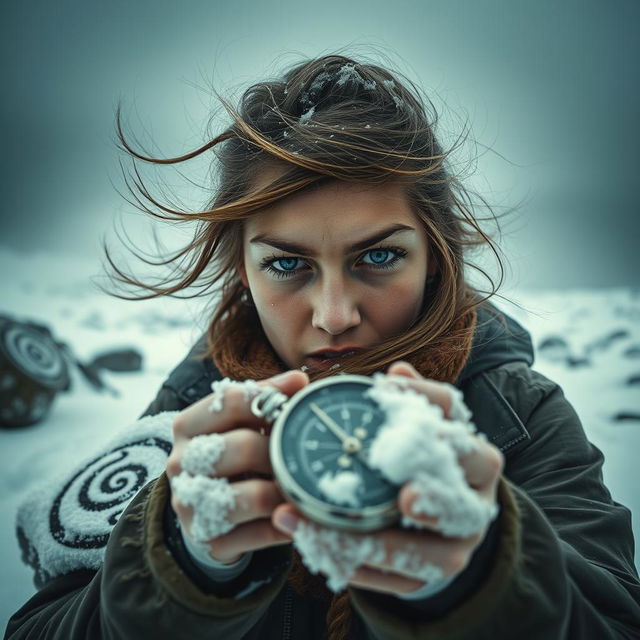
[237,260,249,288]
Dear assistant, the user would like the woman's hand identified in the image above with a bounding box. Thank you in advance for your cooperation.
[166,370,309,564]
[271,361,504,596]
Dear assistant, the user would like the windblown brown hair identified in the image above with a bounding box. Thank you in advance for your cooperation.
[103,51,513,639]
[104,52,510,383]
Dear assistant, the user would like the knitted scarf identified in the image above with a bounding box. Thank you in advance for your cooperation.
[212,301,478,639]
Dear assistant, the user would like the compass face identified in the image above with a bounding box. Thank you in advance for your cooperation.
[270,375,399,530]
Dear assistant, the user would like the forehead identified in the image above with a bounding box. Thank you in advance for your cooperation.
[245,169,418,244]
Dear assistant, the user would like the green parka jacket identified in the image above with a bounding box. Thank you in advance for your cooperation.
[5,305,640,639]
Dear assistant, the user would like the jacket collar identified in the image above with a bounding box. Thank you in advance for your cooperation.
[457,302,534,382]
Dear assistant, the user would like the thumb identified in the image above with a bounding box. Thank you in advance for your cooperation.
[263,369,309,397]
[386,360,424,379]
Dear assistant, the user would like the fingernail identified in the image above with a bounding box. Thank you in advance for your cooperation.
[274,512,298,534]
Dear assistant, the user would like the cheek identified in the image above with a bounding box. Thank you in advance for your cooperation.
[250,284,302,335]
[366,281,424,329]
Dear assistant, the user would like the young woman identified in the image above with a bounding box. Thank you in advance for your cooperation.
[7,54,640,639]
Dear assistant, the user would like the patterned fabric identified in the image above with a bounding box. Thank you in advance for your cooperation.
[17,412,177,588]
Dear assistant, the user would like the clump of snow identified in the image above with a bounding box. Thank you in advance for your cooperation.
[335,63,377,91]
[442,382,474,422]
[292,521,385,591]
[391,547,444,583]
[182,433,226,476]
[318,470,362,507]
[379,78,404,109]
[300,71,333,107]
[299,105,316,125]
[208,378,260,412]
[170,472,236,542]
[291,375,496,590]
[365,375,498,536]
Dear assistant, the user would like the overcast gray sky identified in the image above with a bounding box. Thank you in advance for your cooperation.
[1,0,638,290]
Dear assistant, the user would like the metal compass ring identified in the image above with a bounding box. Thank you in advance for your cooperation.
[250,386,288,424]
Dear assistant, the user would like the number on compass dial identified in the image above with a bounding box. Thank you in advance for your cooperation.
[277,377,398,511]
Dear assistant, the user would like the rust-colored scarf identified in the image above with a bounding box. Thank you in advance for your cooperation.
[211,302,478,638]
[212,302,477,384]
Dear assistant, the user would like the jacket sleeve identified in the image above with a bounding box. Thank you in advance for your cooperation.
[5,380,295,639]
[348,363,640,639]
[5,474,294,639]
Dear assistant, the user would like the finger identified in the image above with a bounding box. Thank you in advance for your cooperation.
[348,564,426,595]
[386,360,424,379]
[229,478,287,525]
[397,483,494,535]
[457,438,504,491]
[384,361,456,418]
[173,478,286,529]
[362,527,481,580]
[169,429,272,478]
[271,504,480,580]
[205,518,292,564]
[173,370,309,439]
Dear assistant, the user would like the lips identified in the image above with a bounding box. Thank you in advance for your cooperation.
[312,350,357,359]
[308,347,362,359]
[304,348,362,371]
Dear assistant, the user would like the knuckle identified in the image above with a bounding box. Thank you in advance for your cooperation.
[486,445,505,476]
[170,495,189,519]
[221,386,248,417]
[172,412,189,438]
[165,454,182,478]
[253,482,277,513]
[246,431,267,467]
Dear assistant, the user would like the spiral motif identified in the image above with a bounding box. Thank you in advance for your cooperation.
[3,324,67,388]
[50,437,171,548]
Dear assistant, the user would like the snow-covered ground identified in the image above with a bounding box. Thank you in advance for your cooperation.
[1,247,638,629]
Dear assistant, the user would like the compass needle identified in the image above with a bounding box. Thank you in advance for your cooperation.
[270,376,399,531]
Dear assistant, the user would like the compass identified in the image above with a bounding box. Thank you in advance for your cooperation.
[252,374,400,532]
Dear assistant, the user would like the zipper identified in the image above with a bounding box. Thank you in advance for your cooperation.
[282,583,294,640]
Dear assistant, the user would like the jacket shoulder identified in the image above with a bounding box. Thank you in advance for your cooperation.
[460,361,561,455]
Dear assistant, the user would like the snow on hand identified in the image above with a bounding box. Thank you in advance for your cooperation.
[208,377,261,413]
[291,375,493,591]
[171,428,234,543]
[170,473,236,543]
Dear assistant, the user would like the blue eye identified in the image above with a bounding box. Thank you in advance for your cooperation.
[275,257,300,271]
[360,247,407,269]
[259,245,407,280]
[363,249,392,265]
[260,256,307,278]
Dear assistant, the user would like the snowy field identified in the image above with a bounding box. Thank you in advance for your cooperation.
[1,247,639,629]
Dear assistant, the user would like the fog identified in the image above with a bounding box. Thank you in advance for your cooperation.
[1,0,638,290]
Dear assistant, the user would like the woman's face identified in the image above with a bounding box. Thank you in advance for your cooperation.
[238,176,434,372]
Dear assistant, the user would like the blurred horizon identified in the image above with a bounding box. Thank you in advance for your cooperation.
[1,0,638,291]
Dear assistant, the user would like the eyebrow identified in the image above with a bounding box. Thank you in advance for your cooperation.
[249,223,416,255]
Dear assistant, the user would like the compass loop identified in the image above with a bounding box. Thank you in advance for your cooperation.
[250,386,288,423]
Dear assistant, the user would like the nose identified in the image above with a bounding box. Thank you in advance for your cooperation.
[311,275,361,336]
